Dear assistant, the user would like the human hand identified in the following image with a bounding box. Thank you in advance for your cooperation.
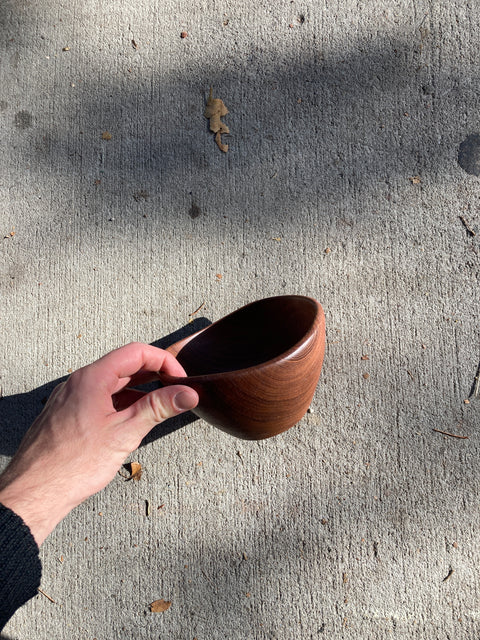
[0,343,199,546]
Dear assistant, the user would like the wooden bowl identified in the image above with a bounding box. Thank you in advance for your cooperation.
[158,295,326,439]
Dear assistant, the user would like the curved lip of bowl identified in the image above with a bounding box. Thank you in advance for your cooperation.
[159,295,323,384]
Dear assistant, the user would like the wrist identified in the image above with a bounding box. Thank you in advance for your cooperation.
[0,476,73,546]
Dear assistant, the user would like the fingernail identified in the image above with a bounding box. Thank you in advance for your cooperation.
[174,390,198,411]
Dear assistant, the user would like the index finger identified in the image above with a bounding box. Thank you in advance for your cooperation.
[90,343,187,394]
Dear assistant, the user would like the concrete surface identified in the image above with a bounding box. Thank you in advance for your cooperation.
[1,0,479,638]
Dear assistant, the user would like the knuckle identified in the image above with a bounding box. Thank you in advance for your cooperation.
[127,341,144,350]
[65,367,85,389]
[46,381,66,404]
[146,393,170,423]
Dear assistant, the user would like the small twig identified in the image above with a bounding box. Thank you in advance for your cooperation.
[473,362,480,398]
[189,301,205,318]
[406,370,415,381]
[459,216,476,237]
[415,12,429,30]
[432,429,469,440]
[443,568,454,582]
[37,588,56,603]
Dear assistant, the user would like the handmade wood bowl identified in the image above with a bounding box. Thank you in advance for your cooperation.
[158,295,326,439]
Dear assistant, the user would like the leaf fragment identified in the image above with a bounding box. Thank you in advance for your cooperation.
[215,131,228,152]
[150,599,172,612]
[204,87,229,152]
[124,461,142,481]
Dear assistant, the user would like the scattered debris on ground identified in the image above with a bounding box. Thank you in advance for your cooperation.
[120,461,143,481]
[459,215,476,237]
[204,87,229,152]
[150,599,172,612]
[37,588,56,603]
[432,429,469,440]
[443,567,454,582]
[474,363,480,397]
[188,301,205,320]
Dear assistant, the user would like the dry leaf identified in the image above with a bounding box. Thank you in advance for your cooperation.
[409,175,421,184]
[215,131,228,152]
[125,461,142,481]
[102,131,112,140]
[204,88,229,132]
[150,599,172,612]
[204,87,229,152]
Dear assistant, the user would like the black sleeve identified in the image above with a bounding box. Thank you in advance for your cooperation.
[0,503,42,631]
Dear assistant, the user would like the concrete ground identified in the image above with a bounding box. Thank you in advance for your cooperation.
[1,0,479,638]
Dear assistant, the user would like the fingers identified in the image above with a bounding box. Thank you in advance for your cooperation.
[117,385,199,445]
[88,343,188,395]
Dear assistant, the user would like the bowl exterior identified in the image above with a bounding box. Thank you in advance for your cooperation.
[189,329,324,439]
[160,301,326,439]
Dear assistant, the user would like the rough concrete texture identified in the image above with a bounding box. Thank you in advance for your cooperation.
[1,0,479,638]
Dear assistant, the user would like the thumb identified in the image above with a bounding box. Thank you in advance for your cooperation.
[120,385,199,443]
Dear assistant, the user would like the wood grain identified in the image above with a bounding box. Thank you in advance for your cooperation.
[159,296,326,439]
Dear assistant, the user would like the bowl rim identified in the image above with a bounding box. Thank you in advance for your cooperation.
[158,294,325,384]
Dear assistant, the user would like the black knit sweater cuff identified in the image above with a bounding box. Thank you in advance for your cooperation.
[0,503,42,631]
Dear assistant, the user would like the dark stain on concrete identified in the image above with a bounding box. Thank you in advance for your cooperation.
[132,190,150,201]
[14,110,33,129]
[458,134,480,176]
[189,203,202,219]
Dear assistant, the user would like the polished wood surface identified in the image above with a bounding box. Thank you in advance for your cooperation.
[158,295,326,439]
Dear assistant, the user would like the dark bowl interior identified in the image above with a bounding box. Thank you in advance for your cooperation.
[175,296,318,376]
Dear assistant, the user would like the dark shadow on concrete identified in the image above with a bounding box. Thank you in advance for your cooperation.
[0,2,469,247]
[0,318,211,458]
[0,377,65,458]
